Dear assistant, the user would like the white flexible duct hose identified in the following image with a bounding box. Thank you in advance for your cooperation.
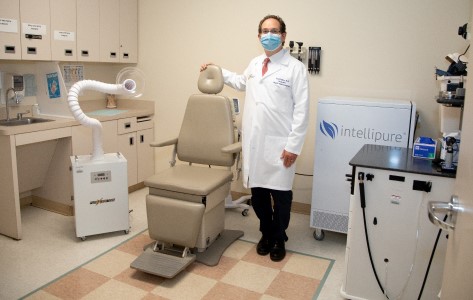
[67,79,136,160]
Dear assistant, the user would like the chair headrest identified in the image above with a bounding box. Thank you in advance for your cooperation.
[198,65,224,94]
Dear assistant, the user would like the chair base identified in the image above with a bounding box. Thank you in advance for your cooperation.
[130,229,244,278]
[225,193,251,216]
[196,229,244,266]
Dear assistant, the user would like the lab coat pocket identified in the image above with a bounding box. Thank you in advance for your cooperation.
[264,135,286,166]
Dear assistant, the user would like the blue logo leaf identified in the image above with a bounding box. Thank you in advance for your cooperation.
[320,121,338,139]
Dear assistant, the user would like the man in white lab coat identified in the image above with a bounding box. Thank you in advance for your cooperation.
[201,15,309,261]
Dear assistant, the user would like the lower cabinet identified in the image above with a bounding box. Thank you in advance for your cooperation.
[71,120,118,156]
[71,116,154,187]
[117,117,155,186]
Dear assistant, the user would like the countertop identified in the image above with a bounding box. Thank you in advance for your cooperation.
[349,144,456,178]
[0,99,154,136]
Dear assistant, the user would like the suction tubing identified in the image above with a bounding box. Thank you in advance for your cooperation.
[67,79,136,160]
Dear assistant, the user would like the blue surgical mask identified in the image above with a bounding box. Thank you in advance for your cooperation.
[260,33,282,51]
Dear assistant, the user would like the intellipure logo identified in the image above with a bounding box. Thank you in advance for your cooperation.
[90,198,115,205]
[319,120,405,143]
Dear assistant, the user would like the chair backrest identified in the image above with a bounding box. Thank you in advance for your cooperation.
[177,65,236,167]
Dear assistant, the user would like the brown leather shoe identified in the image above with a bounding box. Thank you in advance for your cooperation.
[270,240,286,261]
[256,236,272,256]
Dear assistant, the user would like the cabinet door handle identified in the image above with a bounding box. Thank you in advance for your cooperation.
[129,136,134,146]
[428,195,463,231]
[27,47,37,54]
[140,134,144,143]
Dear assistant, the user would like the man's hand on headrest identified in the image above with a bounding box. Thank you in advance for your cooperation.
[200,63,214,72]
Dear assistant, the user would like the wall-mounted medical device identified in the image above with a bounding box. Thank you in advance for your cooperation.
[288,41,307,62]
[458,23,469,40]
[308,47,321,74]
[232,98,240,115]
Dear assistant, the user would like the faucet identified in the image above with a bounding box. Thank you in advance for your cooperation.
[17,110,30,120]
[5,88,17,121]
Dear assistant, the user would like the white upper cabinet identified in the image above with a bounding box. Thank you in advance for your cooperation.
[1,0,137,63]
[20,0,51,60]
[77,0,100,62]
[50,0,77,61]
[0,0,21,60]
[99,0,120,63]
[119,0,138,63]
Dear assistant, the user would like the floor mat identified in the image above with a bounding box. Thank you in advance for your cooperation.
[24,231,334,300]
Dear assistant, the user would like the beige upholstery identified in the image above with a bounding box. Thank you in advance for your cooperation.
[177,95,235,166]
[197,64,224,94]
[145,65,240,251]
[146,195,205,248]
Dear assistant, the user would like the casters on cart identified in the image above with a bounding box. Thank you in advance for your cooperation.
[225,193,251,217]
[313,229,325,241]
[79,228,130,241]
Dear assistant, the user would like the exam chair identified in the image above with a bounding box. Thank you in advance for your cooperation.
[131,65,244,278]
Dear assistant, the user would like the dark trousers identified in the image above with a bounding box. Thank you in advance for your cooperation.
[251,187,293,242]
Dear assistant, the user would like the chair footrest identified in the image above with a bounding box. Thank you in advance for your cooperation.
[131,248,196,278]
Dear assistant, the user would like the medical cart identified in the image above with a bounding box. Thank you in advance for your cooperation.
[341,144,454,300]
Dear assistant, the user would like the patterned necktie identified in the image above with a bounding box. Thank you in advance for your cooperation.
[262,58,270,76]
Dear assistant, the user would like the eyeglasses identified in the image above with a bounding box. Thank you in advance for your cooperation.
[261,29,281,34]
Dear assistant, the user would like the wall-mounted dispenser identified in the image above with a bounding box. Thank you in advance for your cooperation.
[308,47,322,74]
[0,72,25,104]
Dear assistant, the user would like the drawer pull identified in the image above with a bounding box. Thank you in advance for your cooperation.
[5,45,15,53]
[27,47,37,54]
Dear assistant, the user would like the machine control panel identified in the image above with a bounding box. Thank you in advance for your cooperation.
[90,170,111,183]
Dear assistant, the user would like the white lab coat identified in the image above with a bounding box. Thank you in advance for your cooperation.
[222,49,310,190]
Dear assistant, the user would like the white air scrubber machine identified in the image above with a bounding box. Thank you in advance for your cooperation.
[68,68,144,240]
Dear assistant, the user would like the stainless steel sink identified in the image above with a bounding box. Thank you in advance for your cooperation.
[0,117,54,126]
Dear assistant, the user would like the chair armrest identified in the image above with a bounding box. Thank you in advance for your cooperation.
[221,142,242,153]
[150,137,178,147]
